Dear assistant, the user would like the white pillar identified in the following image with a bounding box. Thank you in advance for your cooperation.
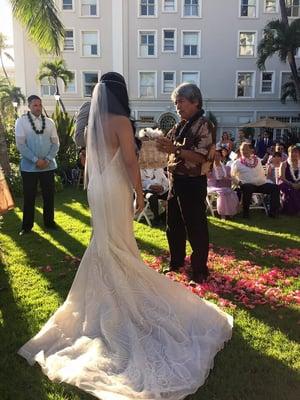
[112,0,123,74]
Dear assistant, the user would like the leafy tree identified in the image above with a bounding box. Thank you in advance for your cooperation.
[9,0,64,55]
[0,33,14,84]
[38,59,74,113]
[0,80,25,174]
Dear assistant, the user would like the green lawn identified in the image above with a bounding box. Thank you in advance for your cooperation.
[0,188,299,400]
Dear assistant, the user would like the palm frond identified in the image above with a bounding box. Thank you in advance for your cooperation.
[10,0,64,55]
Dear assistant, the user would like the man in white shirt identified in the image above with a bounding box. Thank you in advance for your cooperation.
[141,168,169,226]
[15,95,60,235]
[231,143,280,218]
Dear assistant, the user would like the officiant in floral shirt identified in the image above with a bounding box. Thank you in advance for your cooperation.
[157,83,215,283]
[15,95,60,235]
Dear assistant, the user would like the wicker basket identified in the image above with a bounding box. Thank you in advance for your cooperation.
[138,138,168,169]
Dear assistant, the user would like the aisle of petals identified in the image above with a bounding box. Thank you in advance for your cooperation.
[146,245,300,310]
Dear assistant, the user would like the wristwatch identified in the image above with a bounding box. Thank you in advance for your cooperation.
[175,147,182,157]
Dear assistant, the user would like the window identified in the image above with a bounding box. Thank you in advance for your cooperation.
[40,78,56,96]
[139,31,156,57]
[182,31,200,57]
[163,0,176,12]
[63,29,75,51]
[261,72,274,93]
[139,72,156,97]
[159,113,177,132]
[183,0,200,16]
[237,72,255,98]
[264,0,278,12]
[280,72,291,97]
[239,32,256,56]
[64,73,76,93]
[81,0,98,16]
[286,0,300,17]
[62,0,73,10]
[162,71,176,93]
[82,31,99,56]
[162,30,176,52]
[240,0,257,17]
[83,72,98,96]
[181,71,200,86]
[140,0,156,16]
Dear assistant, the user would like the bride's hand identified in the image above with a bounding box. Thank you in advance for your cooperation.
[134,192,145,214]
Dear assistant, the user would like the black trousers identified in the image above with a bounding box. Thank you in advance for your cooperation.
[144,190,168,219]
[240,183,280,216]
[166,175,209,276]
[21,170,55,230]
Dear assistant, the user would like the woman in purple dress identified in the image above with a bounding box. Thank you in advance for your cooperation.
[207,150,239,218]
[279,145,300,215]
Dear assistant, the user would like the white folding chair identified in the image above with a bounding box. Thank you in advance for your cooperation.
[249,193,268,215]
[135,198,153,226]
[206,191,218,216]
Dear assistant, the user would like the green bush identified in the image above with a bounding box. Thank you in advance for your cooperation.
[8,163,64,198]
[52,104,77,172]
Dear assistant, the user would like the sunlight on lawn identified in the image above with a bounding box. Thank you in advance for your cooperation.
[210,218,300,243]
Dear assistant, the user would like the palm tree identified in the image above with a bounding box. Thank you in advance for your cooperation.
[257,9,300,101]
[0,33,14,84]
[0,80,26,174]
[10,0,64,55]
[38,59,74,113]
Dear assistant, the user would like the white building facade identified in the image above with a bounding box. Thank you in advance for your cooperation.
[13,0,300,139]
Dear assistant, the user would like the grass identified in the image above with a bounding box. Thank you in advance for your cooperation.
[0,187,299,400]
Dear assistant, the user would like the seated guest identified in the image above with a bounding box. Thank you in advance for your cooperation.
[207,150,239,219]
[140,168,169,225]
[234,130,246,151]
[267,142,288,165]
[255,131,273,159]
[77,147,86,169]
[266,152,281,184]
[231,143,280,218]
[279,145,300,215]
[216,132,234,152]
[221,147,231,165]
[261,144,275,165]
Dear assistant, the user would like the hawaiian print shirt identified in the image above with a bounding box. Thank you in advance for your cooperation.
[166,115,215,177]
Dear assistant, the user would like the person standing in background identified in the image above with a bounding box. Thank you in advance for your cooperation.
[15,95,59,235]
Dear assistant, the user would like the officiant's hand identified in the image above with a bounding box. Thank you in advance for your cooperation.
[156,137,176,154]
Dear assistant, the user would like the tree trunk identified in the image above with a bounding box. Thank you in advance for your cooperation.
[279,0,288,24]
[0,54,11,85]
[279,0,300,101]
[55,80,67,114]
[0,115,11,175]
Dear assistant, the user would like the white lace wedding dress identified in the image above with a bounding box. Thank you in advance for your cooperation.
[18,148,232,400]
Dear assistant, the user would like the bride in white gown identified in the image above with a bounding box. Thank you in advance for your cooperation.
[18,72,233,400]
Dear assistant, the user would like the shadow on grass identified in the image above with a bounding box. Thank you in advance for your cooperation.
[208,219,299,269]
[59,203,91,227]
[187,330,300,400]
[0,263,48,400]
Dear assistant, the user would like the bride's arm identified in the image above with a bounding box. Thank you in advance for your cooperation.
[115,116,144,213]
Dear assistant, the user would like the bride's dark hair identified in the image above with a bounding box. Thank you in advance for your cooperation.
[100,72,131,117]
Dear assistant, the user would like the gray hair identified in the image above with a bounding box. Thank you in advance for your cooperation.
[171,83,202,109]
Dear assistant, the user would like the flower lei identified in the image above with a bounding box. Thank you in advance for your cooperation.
[287,157,300,182]
[240,155,258,168]
[27,111,46,135]
[213,162,227,180]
